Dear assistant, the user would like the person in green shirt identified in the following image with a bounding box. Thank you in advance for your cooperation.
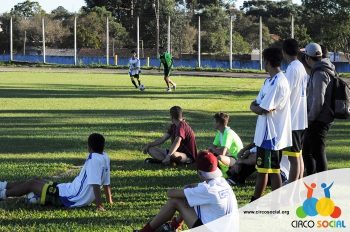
[208,113,244,177]
[159,47,176,92]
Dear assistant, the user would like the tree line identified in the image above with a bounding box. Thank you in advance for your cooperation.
[0,0,349,57]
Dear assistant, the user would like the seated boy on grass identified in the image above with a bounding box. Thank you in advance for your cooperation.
[134,150,237,232]
[0,133,113,211]
[208,112,243,177]
[143,106,197,165]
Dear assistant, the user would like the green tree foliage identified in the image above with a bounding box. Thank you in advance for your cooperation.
[77,7,129,49]
[10,0,44,18]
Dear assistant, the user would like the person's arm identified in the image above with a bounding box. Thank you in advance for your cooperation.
[308,71,329,122]
[167,189,186,198]
[92,185,104,211]
[237,143,255,159]
[143,133,171,154]
[162,136,182,164]
[250,100,269,115]
[103,185,113,204]
[210,146,228,157]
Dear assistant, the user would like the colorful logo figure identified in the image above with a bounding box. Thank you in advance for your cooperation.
[296,182,342,219]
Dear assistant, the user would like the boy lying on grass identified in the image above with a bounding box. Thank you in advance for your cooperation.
[134,150,237,232]
[0,133,113,211]
[143,106,197,165]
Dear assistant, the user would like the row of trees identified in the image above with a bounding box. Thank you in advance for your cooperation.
[0,0,349,57]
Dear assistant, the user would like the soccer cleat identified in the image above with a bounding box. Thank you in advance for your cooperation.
[172,84,177,91]
[0,181,7,190]
[166,88,172,92]
[144,158,162,164]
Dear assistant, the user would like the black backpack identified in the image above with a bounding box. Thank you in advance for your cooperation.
[312,67,350,119]
[332,73,350,119]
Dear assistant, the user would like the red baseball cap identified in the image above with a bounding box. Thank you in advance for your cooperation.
[196,150,222,179]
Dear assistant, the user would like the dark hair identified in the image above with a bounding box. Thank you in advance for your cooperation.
[88,133,105,154]
[263,47,283,68]
[282,39,299,56]
[170,106,183,120]
[214,112,229,126]
[300,54,311,70]
[131,50,136,54]
[320,45,328,59]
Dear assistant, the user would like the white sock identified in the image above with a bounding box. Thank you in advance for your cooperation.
[0,181,7,190]
[0,189,7,200]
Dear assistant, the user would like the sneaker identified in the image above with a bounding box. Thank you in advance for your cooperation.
[144,158,162,164]
[172,84,177,91]
[226,177,245,187]
[166,88,172,92]
[0,181,7,190]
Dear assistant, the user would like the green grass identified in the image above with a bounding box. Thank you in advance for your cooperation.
[0,72,349,231]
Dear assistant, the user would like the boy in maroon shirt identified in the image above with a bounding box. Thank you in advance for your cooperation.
[143,106,197,165]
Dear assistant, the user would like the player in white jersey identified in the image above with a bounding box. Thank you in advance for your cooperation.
[0,133,113,211]
[134,151,237,232]
[282,39,308,183]
[129,50,142,89]
[250,47,292,202]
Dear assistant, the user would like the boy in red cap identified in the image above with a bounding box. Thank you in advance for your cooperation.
[133,150,237,232]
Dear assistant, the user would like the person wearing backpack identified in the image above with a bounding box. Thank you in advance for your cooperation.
[301,43,335,175]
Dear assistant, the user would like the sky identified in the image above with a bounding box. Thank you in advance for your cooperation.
[0,0,302,14]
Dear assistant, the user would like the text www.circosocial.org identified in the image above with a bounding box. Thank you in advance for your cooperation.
[243,210,290,215]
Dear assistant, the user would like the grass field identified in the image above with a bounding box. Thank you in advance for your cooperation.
[0,72,349,231]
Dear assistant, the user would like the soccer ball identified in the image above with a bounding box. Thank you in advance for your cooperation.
[25,192,40,204]
[139,84,145,91]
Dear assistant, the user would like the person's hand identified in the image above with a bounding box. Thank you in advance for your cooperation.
[162,155,171,165]
[142,144,150,154]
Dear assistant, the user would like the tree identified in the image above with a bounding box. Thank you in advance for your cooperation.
[10,0,43,18]
[241,0,305,40]
[301,0,350,52]
[77,7,129,49]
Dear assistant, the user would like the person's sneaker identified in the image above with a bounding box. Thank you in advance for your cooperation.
[166,88,172,92]
[226,177,245,187]
[172,84,177,91]
[156,222,176,232]
[144,158,162,164]
[0,181,7,190]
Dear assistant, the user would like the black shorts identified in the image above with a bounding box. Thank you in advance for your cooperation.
[164,67,172,77]
[130,74,140,78]
[283,130,304,157]
[192,218,203,228]
[256,147,281,174]
[40,182,63,207]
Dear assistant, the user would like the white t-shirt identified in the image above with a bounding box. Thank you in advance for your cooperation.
[129,57,140,75]
[253,72,292,151]
[58,152,111,208]
[285,60,308,131]
[184,177,237,224]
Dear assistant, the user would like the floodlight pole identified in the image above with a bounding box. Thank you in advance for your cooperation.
[74,16,77,65]
[229,16,233,69]
[198,16,201,68]
[106,17,109,65]
[259,16,263,71]
[10,17,13,61]
[167,16,171,52]
[42,17,46,63]
[137,16,140,59]
[291,15,295,39]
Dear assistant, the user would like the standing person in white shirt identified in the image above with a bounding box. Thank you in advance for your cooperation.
[250,47,292,202]
[0,133,113,211]
[129,50,142,89]
[134,150,238,232]
[282,39,308,182]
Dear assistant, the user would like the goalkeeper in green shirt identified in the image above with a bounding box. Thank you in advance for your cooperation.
[208,112,244,177]
[159,47,176,92]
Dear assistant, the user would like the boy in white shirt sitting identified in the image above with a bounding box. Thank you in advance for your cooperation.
[0,133,113,211]
[134,150,237,232]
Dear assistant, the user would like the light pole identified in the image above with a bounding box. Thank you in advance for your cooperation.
[153,0,160,58]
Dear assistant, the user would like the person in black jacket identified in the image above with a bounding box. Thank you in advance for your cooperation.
[301,43,335,175]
